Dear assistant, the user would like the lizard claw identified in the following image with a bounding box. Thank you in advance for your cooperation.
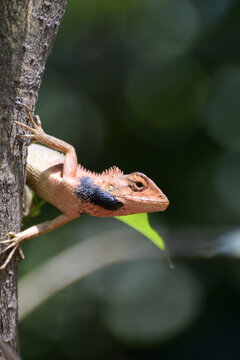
[16,103,44,143]
[34,115,42,127]
[17,133,36,146]
[0,233,24,270]
[0,232,17,244]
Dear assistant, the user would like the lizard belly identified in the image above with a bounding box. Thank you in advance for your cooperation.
[27,143,65,173]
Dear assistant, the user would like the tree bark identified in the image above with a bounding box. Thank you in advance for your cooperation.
[0,0,67,357]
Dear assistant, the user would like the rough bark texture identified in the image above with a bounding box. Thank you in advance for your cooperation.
[0,0,67,357]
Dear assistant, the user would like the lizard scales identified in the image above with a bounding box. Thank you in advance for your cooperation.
[0,104,169,269]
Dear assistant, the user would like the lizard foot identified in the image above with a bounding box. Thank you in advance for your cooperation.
[16,103,44,144]
[0,233,24,270]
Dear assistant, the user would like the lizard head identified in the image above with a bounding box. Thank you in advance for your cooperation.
[75,168,169,217]
[103,171,169,216]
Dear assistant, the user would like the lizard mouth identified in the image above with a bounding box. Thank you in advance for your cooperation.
[120,195,169,211]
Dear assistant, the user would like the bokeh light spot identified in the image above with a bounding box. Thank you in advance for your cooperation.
[100,260,203,345]
[119,0,201,60]
[125,57,206,129]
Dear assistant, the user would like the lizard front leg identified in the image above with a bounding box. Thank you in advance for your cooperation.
[16,103,78,180]
[0,214,76,270]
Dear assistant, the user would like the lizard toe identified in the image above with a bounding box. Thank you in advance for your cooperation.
[0,244,19,270]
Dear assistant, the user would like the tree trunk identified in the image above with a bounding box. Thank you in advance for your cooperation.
[0,0,67,357]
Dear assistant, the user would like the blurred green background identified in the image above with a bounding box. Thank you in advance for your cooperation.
[18,0,240,359]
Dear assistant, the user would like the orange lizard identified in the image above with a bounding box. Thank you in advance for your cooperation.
[0,104,169,269]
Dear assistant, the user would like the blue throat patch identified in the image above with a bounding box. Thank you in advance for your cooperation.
[74,176,124,211]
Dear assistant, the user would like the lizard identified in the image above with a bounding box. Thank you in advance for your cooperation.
[0,104,169,269]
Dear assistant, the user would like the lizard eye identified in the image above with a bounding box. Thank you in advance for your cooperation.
[130,177,148,192]
[135,181,145,190]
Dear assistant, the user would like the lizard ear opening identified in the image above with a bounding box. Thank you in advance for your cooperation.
[128,173,148,192]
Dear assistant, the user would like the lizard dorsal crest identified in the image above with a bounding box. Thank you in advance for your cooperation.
[78,165,123,177]
[101,166,123,176]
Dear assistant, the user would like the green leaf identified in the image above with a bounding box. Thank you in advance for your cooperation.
[115,213,165,250]
[23,195,46,224]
